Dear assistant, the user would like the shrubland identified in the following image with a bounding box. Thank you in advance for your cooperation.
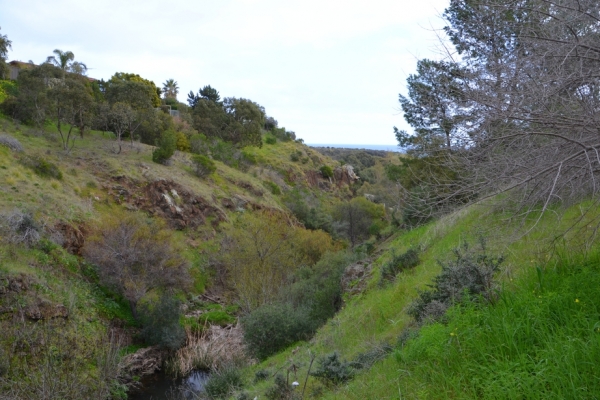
[0,65,390,397]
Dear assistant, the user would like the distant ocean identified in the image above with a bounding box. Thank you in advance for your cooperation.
[308,144,402,152]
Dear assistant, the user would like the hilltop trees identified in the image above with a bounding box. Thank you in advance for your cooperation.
[188,85,265,148]
[162,78,179,100]
[0,27,11,79]
[48,73,95,152]
[46,49,87,75]
[396,59,468,155]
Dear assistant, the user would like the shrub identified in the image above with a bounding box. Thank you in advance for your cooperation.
[152,130,177,164]
[210,139,241,168]
[265,135,277,145]
[408,240,503,322]
[320,165,333,179]
[241,303,314,360]
[204,365,244,399]
[265,374,297,400]
[189,133,209,154]
[349,343,393,370]
[290,151,301,162]
[20,155,62,180]
[83,213,190,320]
[191,154,216,177]
[254,369,270,383]
[310,352,354,386]
[0,209,41,247]
[264,180,281,195]
[285,250,358,326]
[0,134,23,152]
[380,248,420,283]
[175,131,191,152]
[139,294,186,350]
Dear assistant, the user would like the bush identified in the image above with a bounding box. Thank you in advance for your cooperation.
[175,131,191,152]
[139,294,186,350]
[320,165,333,179]
[408,240,503,323]
[0,134,23,152]
[20,155,62,180]
[380,248,420,283]
[241,302,314,360]
[265,135,277,145]
[285,251,358,327]
[189,133,209,154]
[0,209,41,247]
[204,365,244,399]
[265,374,298,400]
[349,343,393,370]
[210,138,241,168]
[290,151,302,162]
[310,352,354,386]
[152,130,177,164]
[254,369,270,383]
[191,154,216,177]
[83,212,190,320]
[264,180,281,195]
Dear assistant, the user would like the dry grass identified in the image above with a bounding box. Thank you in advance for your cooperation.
[168,324,251,378]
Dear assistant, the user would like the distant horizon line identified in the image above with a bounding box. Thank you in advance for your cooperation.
[307,143,402,152]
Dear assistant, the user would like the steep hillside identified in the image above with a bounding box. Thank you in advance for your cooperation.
[233,201,600,399]
[0,115,377,398]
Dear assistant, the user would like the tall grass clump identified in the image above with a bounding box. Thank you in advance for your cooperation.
[203,365,244,399]
[395,257,600,399]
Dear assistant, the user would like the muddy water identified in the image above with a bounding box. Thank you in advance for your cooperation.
[128,370,209,400]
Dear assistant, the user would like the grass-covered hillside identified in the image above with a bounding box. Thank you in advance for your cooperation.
[0,111,401,399]
[232,200,600,400]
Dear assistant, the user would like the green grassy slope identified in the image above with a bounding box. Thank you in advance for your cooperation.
[238,201,600,399]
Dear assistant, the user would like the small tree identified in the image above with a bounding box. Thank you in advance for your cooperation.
[47,75,95,153]
[332,197,385,247]
[83,213,190,319]
[152,130,177,164]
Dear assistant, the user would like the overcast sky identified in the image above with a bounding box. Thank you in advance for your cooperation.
[1,0,449,145]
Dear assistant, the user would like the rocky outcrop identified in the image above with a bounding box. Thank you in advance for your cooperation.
[341,260,372,296]
[107,177,227,230]
[24,300,69,321]
[334,165,359,186]
[52,222,87,256]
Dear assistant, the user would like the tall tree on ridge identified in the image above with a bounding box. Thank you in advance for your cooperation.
[162,78,179,100]
[46,49,87,76]
[0,27,11,79]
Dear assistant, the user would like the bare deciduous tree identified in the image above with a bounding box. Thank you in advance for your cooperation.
[83,213,190,319]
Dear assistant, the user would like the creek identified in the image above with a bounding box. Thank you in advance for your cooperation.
[128,370,209,399]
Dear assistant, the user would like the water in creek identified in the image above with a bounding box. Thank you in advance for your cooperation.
[128,370,209,400]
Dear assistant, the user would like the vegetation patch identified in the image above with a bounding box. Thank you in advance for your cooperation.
[408,240,502,323]
[19,154,62,180]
